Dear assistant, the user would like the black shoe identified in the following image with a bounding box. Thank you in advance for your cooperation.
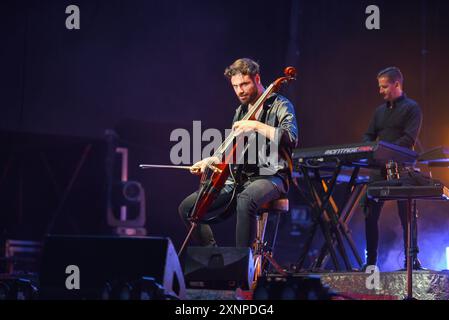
[412,258,427,270]
[400,258,427,271]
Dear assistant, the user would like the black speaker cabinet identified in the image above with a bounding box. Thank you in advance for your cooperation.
[39,235,185,299]
[183,247,254,290]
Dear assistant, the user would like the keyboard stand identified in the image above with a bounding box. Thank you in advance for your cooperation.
[295,161,364,271]
[367,184,449,300]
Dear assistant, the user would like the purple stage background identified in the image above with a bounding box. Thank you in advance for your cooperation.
[1,0,449,271]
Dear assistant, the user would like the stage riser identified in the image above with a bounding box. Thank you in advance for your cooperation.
[185,271,449,300]
[314,271,449,300]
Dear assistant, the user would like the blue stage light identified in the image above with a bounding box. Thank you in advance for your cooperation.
[446,247,449,270]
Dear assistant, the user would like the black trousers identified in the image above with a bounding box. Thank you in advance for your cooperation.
[362,170,419,265]
[178,176,286,247]
[364,198,419,265]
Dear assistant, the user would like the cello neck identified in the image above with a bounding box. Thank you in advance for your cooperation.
[211,66,296,161]
[242,83,275,121]
[212,82,276,160]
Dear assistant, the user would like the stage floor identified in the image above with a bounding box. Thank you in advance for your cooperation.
[1,270,448,300]
[186,270,449,300]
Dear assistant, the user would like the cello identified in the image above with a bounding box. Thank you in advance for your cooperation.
[178,66,297,256]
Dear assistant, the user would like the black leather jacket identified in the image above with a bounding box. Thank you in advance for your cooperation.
[231,93,299,191]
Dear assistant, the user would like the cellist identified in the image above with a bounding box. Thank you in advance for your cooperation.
[178,58,299,248]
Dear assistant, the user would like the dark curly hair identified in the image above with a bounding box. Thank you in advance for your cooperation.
[224,58,260,80]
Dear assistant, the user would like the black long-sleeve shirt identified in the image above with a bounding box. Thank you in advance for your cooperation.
[231,93,299,188]
[362,94,423,149]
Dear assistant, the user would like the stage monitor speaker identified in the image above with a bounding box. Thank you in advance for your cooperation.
[39,235,185,300]
[183,246,254,290]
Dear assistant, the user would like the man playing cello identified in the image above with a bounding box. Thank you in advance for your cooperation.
[178,58,299,248]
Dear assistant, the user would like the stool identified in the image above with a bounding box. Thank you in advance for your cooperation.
[253,198,289,280]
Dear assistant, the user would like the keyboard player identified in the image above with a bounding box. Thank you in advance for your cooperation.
[361,67,424,270]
